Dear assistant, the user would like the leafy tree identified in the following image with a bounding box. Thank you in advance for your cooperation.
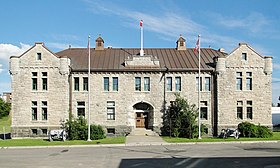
[164,94,202,138]
[0,98,11,118]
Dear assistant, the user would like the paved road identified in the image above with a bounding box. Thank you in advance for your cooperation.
[1,142,280,168]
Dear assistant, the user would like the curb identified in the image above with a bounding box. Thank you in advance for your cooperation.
[1,140,279,149]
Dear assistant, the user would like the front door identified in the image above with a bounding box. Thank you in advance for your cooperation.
[136,112,145,128]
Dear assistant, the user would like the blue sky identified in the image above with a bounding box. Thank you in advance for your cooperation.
[0,0,280,104]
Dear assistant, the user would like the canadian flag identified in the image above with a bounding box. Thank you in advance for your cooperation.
[194,37,200,53]
[140,20,143,27]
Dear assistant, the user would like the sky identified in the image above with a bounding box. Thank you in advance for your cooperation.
[0,0,280,104]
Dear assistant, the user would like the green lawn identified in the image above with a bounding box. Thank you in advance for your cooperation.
[162,132,280,143]
[0,136,126,147]
[0,116,11,133]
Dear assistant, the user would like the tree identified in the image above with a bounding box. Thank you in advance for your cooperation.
[164,94,201,138]
[0,98,11,118]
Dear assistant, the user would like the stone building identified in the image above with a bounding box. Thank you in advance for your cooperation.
[9,35,273,137]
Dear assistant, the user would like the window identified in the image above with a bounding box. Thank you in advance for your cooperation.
[200,101,208,120]
[237,101,243,119]
[32,101,37,120]
[98,41,102,47]
[180,41,184,47]
[42,101,47,120]
[32,72,38,91]
[166,77,172,91]
[236,72,242,90]
[104,77,109,91]
[135,77,141,91]
[247,101,253,119]
[196,77,202,91]
[144,77,150,91]
[42,72,47,91]
[205,77,210,91]
[246,72,252,90]
[175,77,181,91]
[107,128,115,134]
[113,77,118,91]
[83,77,88,91]
[32,129,38,135]
[42,129,48,135]
[37,53,42,60]
[74,77,79,91]
[107,101,115,120]
[77,101,85,117]
[242,53,247,61]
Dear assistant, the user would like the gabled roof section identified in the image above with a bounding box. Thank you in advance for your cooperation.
[56,47,227,72]
[17,42,60,58]
[228,42,263,58]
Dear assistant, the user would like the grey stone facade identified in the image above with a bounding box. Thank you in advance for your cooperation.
[9,39,273,138]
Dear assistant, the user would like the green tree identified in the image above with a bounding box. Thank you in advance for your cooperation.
[0,99,11,118]
[165,94,200,138]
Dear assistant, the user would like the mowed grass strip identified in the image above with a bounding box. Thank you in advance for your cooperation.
[0,136,126,147]
[0,116,11,133]
[162,132,280,143]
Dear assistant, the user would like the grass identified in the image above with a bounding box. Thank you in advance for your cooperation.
[0,116,11,133]
[0,136,126,147]
[162,132,280,143]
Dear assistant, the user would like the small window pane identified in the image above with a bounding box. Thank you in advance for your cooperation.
[104,77,109,91]
[113,77,118,91]
[167,77,172,91]
[175,77,181,91]
[242,53,247,60]
[135,77,141,91]
[144,77,150,91]
[37,53,42,60]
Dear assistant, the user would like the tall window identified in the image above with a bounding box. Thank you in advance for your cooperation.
[196,77,202,91]
[135,77,141,91]
[236,72,242,90]
[37,53,42,60]
[32,72,38,91]
[166,77,172,91]
[205,77,210,91]
[42,101,47,120]
[242,53,247,61]
[200,101,208,120]
[107,101,115,120]
[144,77,150,91]
[247,101,253,119]
[32,101,37,120]
[83,77,88,91]
[113,77,118,91]
[246,72,252,90]
[237,101,243,119]
[77,101,85,117]
[175,77,181,91]
[104,77,109,91]
[42,72,48,91]
[74,77,79,91]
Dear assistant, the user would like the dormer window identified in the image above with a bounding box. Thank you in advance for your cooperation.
[180,41,184,47]
[37,53,42,60]
[98,41,102,47]
[242,53,247,61]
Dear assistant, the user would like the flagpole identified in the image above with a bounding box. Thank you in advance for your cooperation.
[198,35,201,139]
[140,20,144,56]
[87,35,91,142]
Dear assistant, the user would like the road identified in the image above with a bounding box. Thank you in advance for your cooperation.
[1,142,280,168]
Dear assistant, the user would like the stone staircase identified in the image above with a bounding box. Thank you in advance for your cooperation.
[129,128,159,136]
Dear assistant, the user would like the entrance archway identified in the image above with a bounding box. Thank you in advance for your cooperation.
[133,102,154,129]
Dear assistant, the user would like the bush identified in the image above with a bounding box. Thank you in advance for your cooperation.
[0,99,11,118]
[64,116,105,140]
[238,122,272,138]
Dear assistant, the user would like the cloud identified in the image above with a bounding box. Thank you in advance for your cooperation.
[0,43,31,61]
[273,63,280,70]
[212,12,270,33]
[0,64,3,73]
[46,42,84,50]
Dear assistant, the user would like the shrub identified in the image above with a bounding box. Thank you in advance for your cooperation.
[64,116,105,140]
[238,122,272,138]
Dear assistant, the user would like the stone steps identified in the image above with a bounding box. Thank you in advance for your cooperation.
[130,128,159,136]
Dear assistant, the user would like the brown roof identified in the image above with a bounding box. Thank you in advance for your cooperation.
[56,48,227,72]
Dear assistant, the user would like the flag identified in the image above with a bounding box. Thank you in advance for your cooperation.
[194,37,199,53]
[140,20,143,27]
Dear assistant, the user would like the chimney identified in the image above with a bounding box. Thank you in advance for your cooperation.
[218,48,225,53]
[95,35,104,50]
[176,34,186,50]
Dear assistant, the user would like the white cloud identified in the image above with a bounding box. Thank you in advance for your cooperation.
[212,12,270,33]
[46,42,84,50]
[0,43,31,61]
[0,64,3,73]
[273,63,280,70]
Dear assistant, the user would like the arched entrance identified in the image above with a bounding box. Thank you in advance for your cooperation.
[133,102,154,129]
